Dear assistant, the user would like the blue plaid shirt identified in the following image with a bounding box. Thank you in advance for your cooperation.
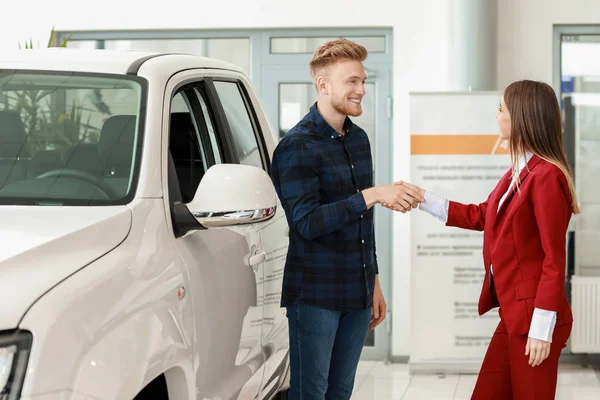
[271,103,378,312]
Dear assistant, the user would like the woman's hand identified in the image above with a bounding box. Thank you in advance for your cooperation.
[381,181,426,211]
[526,337,551,367]
[395,181,425,198]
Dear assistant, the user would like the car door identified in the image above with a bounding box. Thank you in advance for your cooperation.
[162,71,266,400]
[210,77,290,398]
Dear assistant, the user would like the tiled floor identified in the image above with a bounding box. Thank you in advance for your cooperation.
[350,361,600,399]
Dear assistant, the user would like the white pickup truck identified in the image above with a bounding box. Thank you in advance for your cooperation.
[0,49,290,400]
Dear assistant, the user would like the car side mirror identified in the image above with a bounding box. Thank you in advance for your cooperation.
[186,164,277,228]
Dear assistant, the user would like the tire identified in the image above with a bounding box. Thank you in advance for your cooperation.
[134,374,169,400]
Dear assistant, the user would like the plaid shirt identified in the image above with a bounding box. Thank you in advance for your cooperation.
[271,103,378,312]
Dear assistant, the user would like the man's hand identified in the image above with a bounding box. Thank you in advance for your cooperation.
[370,276,387,330]
[363,184,424,212]
[525,337,551,367]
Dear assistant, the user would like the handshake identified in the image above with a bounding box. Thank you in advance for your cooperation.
[363,181,425,213]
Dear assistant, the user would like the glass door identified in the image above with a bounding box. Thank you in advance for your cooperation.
[560,34,600,280]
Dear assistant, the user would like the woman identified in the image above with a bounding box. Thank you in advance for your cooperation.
[402,80,578,399]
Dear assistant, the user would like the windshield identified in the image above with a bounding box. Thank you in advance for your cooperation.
[0,71,145,206]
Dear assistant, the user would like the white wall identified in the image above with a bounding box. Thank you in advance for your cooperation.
[4,0,599,359]
[497,0,600,89]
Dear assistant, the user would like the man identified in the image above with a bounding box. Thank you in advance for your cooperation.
[271,39,423,399]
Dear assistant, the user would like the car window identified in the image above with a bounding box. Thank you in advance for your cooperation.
[213,81,264,170]
[0,71,144,205]
[168,88,221,203]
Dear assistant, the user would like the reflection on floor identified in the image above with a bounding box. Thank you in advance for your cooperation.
[351,361,600,399]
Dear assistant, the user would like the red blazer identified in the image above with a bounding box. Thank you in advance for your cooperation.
[447,155,573,337]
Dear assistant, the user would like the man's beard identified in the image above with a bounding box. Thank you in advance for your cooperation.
[332,96,362,117]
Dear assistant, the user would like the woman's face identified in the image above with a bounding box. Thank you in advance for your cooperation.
[496,96,511,141]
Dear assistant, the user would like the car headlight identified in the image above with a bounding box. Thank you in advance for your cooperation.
[0,331,32,400]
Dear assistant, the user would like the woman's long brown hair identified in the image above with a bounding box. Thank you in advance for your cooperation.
[503,80,580,214]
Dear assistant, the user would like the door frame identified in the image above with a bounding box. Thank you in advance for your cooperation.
[552,25,600,283]
[552,25,600,356]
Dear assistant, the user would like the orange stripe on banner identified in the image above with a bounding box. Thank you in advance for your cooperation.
[411,135,510,155]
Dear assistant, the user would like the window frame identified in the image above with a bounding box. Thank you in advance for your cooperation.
[168,78,241,160]
[207,78,271,174]
[269,35,387,54]
[167,79,230,203]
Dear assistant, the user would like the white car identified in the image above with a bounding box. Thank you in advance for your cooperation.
[0,49,290,400]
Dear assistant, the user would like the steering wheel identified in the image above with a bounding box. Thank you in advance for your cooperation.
[36,169,120,200]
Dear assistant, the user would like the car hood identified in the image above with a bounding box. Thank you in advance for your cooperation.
[0,206,132,330]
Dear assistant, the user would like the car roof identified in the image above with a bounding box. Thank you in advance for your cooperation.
[0,48,245,76]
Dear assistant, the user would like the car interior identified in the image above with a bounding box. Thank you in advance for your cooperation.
[0,110,137,203]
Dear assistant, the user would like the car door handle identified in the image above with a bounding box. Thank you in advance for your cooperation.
[245,250,266,272]
[248,251,266,265]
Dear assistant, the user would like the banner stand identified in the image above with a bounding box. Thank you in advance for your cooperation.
[408,91,509,374]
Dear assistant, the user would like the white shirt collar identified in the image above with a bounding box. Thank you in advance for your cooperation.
[515,151,533,174]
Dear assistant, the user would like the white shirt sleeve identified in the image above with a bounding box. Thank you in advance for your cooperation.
[528,308,557,343]
[418,191,449,223]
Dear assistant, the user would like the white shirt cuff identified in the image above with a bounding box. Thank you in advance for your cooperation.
[419,191,449,223]
[528,308,557,343]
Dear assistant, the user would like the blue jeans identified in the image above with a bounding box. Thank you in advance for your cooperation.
[286,302,371,400]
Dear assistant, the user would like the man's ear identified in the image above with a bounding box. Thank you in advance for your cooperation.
[316,76,329,96]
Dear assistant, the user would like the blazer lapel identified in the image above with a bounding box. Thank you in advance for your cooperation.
[488,170,512,227]
[494,154,542,224]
